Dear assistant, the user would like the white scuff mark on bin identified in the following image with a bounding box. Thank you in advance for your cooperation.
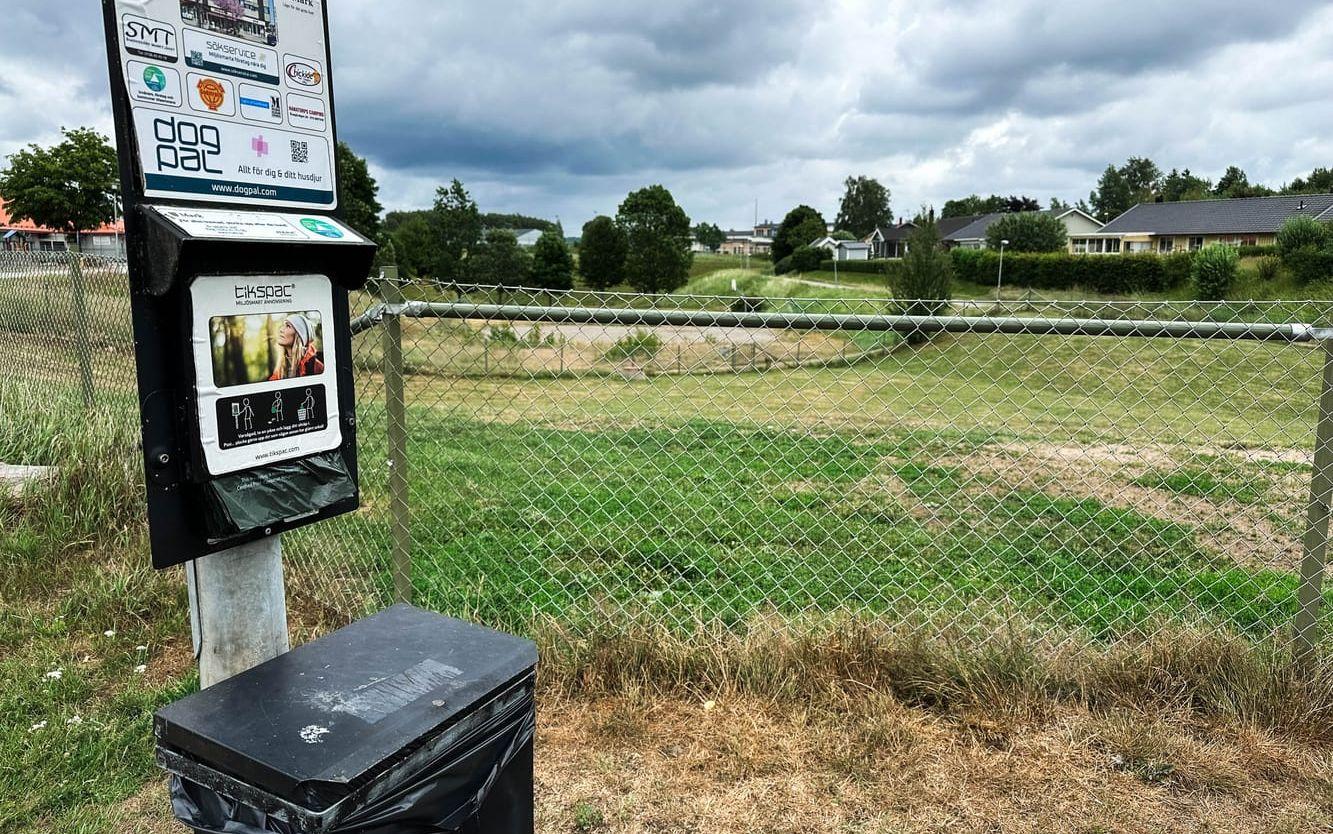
[299,724,331,744]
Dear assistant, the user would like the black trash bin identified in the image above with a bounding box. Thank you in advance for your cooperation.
[154,604,537,834]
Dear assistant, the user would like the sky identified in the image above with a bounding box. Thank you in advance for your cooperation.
[3,1,1333,231]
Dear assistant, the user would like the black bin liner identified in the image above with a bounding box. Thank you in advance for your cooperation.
[168,688,534,833]
[155,605,538,834]
[202,450,356,538]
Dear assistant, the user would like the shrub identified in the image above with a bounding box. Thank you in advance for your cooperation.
[1191,244,1239,301]
[1238,244,1278,259]
[773,255,794,276]
[949,249,1191,295]
[984,212,1068,253]
[1160,252,1194,291]
[1276,215,1329,256]
[605,329,662,362]
[896,216,952,317]
[790,245,824,273]
[1256,256,1282,283]
[1286,245,1333,285]
[731,296,766,314]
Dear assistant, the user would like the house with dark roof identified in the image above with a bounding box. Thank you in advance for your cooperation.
[948,208,1103,250]
[864,208,1102,258]
[1089,194,1333,254]
[865,215,982,259]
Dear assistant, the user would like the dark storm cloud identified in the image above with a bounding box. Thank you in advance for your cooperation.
[4,1,1333,227]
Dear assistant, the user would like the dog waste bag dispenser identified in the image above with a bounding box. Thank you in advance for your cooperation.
[131,206,374,565]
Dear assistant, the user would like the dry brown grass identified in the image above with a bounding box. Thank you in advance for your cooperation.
[529,615,1333,832]
[535,692,1333,834]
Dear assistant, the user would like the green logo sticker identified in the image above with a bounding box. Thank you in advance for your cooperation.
[143,65,167,92]
[300,218,343,238]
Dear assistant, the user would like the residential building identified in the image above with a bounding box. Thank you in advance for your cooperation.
[1087,194,1333,254]
[864,215,985,259]
[811,237,871,262]
[512,229,543,248]
[0,200,125,255]
[719,221,776,256]
[865,209,1104,258]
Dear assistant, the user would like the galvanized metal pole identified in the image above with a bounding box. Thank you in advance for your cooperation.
[1294,339,1333,669]
[382,266,413,604]
[187,536,289,688]
[68,253,96,407]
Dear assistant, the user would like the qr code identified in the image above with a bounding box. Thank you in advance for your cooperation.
[290,140,309,164]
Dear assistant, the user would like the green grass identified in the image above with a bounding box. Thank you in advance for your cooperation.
[390,414,1320,640]
[0,380,193,834]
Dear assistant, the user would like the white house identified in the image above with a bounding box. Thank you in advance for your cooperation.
[507,229,544,247]
[812,237,872,262]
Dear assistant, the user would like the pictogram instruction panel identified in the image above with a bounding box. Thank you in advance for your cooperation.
[114,0,337,209]
[191,273,342,475]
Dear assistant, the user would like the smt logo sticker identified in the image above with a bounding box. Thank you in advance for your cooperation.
[123,14,178,63]
[283,55,324,92]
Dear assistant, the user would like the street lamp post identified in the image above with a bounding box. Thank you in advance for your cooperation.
[996,239,1010,299]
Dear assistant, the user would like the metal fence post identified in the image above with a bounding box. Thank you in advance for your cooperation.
[68,252,96,407]
[381,267,413,604]
[1295,338,1333,669]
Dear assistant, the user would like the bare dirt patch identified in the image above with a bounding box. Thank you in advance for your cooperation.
[935,441,1305,573]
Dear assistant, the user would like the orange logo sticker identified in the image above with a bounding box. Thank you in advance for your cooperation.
[197,78,226,111]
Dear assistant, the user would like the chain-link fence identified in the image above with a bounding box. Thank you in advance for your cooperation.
[4,252,1332,659]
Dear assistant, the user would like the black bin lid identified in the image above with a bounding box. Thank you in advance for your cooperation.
[155,604,537,807]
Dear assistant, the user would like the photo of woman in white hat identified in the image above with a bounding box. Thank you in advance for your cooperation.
[270,314,324,381]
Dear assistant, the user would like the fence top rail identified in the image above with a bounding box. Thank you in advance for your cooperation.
[351,299,1323,343]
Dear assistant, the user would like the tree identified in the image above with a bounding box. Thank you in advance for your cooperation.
[1004,195,1042,213]
[942,194,1005,218]
[530,228,574,290]
[479,212,558,233]
[1088,158,1162,220]
[984,212,1068,253]
[834,175,892,238]
[0,127,118,247]
[1120,157,1162,202]
[941,194,1040,218]
[1049,197,1072,212]
[1159,168,1212,203]
[431,179,482,283]
[388,212,442,279]
[693,222,726,253]
[580,215,628,290]
[1285,168,1333,195]
[335,142,382,239]
[616,185,693,294]
[1213,165,1273,199]
[1088,164,1133,221]
[772,205,827,263]
[469,229,531,286]
[896,211,952,318]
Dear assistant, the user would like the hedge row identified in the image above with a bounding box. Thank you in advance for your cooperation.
[1238,244,1279,259]
[950,250,1194,294]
